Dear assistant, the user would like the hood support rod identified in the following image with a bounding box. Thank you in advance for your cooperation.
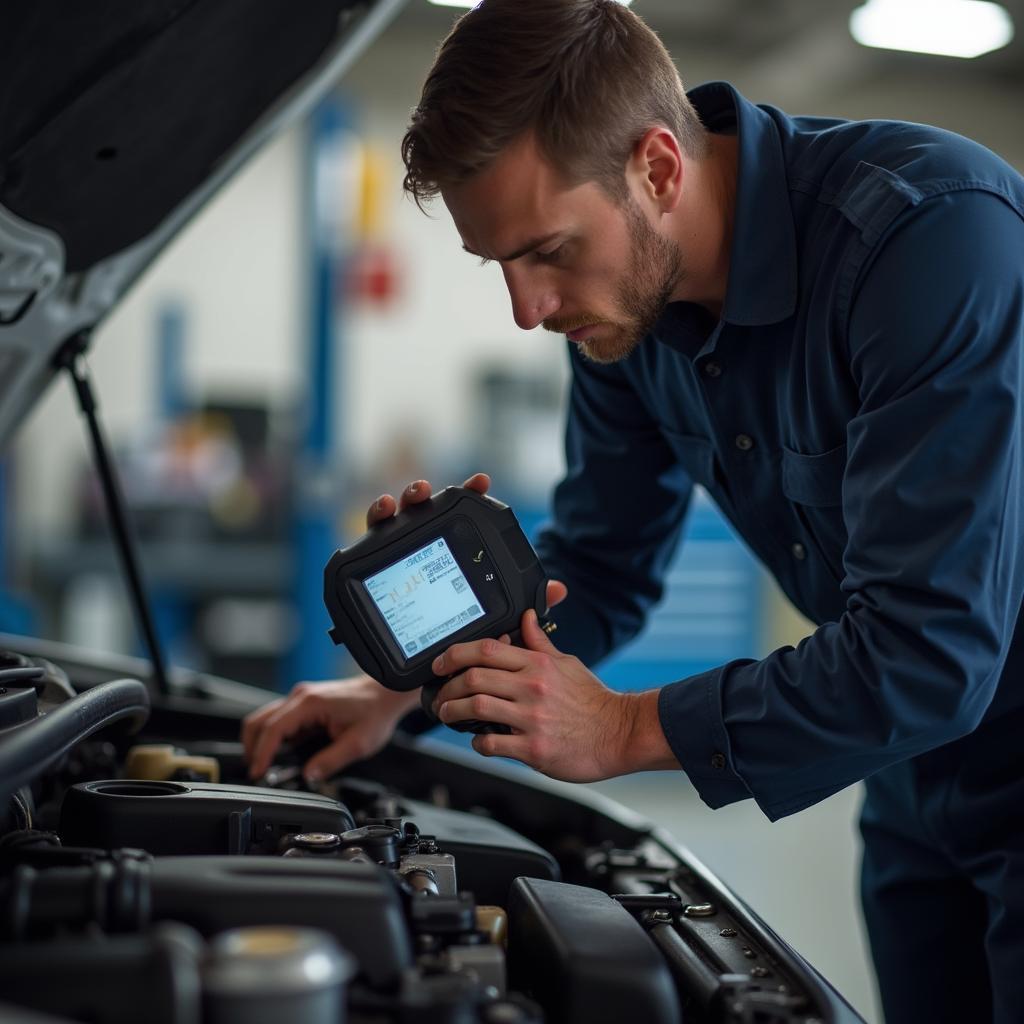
[54,332,170,697]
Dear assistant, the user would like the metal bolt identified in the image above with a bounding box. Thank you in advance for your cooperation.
[720,927,738,938]
[751,966,771,978]
[683,903,717,918]
[650,909,674,923]
[293,832,340,848]
[742,947,757,958]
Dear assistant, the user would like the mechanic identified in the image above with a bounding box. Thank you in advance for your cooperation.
[242,2,1024,1020]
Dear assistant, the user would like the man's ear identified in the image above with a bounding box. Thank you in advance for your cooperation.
[629,126,684,214]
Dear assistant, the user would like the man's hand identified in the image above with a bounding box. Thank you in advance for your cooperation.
[242,676,420,783]
[241,481,442,782]
[240,475,463,781]
[432,609,681,782]
[241,471,566,782]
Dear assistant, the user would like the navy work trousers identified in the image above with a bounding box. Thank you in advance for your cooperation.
[859,709,1024,1023]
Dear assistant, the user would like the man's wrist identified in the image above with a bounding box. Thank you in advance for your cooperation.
[390,686,424,714]
[616,688,682,774]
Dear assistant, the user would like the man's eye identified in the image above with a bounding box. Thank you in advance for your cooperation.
[536,245,564,264]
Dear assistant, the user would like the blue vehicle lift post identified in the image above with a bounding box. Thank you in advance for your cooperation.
[285,97,354,687]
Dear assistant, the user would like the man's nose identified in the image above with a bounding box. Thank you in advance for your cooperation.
[503,266,559,331]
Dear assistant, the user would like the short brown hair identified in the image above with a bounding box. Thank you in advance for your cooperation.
[402,0,708,208]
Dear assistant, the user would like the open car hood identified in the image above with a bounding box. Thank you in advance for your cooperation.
[0,0,405,449]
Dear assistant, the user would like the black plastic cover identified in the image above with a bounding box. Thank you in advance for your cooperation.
[0,924,202,1024]
[507,877,681,1024]
[0,855,411,990]
[150,856,411,989]
[59,779,354,855]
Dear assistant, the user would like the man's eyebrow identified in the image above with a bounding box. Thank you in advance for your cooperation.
[461,232,562,262]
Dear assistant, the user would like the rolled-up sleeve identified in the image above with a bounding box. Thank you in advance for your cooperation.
[534,343,695,667]
[660,190,1024,820]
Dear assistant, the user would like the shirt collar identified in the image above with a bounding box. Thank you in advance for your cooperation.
[687,81,798,328]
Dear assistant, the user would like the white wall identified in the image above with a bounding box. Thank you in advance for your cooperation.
[14,124,306,549]
[339,29,570,491]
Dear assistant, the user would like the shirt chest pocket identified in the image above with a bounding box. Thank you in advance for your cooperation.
[781,442,848,581]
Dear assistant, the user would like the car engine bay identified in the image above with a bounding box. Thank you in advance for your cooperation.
[0,640,855,1024]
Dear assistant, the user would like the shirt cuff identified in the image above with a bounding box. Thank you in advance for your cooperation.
[658,666,753,809]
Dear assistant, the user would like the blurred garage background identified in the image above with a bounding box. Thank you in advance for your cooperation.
[2,2,1022,1020]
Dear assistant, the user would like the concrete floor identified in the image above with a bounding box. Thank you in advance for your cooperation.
[586,773,882,1023]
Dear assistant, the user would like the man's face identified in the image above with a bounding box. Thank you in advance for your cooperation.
[442,134,684,364]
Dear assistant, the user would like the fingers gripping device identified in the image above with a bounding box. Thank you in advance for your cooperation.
[323,487,554,734]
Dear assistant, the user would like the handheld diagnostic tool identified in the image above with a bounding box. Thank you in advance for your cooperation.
[323,487,552,734]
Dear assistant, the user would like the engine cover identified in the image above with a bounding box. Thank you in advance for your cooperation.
[59,779,355,855]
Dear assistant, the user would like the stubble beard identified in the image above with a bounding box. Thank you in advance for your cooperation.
[575,199,685,365]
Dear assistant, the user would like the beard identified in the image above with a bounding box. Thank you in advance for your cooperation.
[544,198,684,364]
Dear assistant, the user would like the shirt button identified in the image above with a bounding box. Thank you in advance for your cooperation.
[791,542,807,561]
[703,360,723,379]
[710,752,727,770]
[735,434,754,452]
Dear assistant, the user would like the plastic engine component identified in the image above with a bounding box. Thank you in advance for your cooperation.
[0,923,202,1024]
[155,857,413,989]
[399,799,559,905]
[124,744,220,783]
[0,855,412,990]
[59,780,354,855]
[507,877,681,1024]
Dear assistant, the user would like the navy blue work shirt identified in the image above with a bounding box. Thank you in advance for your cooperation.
[533,82,1024,821]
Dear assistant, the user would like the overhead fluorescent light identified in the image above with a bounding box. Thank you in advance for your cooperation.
[850,0,1014,58]
[428,0,631,6]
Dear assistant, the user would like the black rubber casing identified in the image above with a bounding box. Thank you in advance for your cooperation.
[323,487,548,694]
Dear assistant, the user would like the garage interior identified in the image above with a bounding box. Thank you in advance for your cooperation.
[2,3,1023,1022]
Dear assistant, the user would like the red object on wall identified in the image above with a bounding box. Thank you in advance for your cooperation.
[347,244,400,307]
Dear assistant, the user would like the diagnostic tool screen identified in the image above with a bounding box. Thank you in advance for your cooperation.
[362,537,485,660]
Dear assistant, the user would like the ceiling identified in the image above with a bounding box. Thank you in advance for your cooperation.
[400,0,1024,81]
